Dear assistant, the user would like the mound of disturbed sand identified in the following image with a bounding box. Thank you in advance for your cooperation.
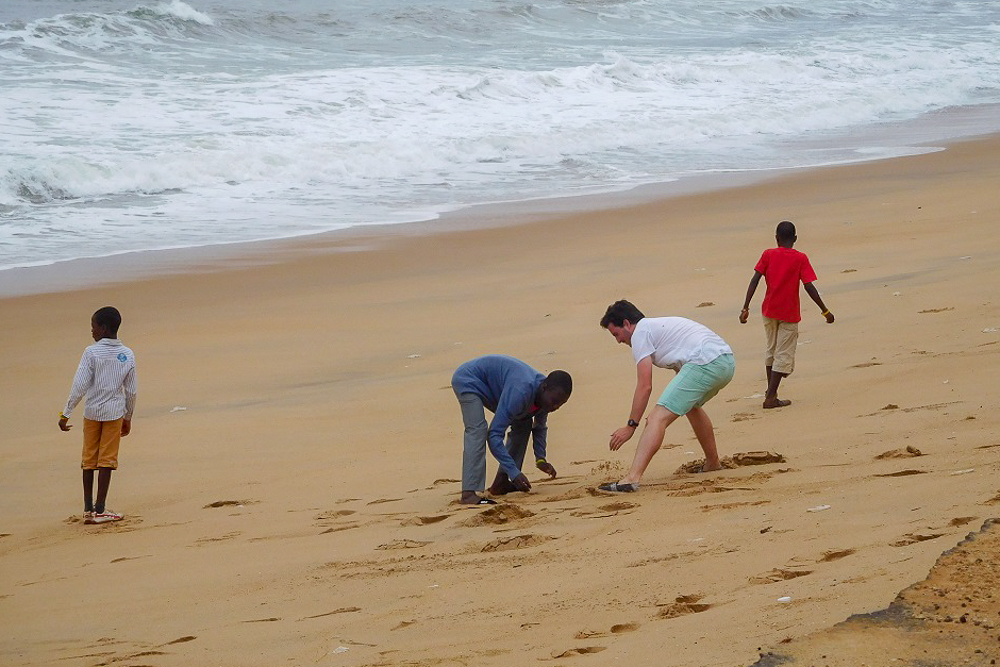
[751,518,1000,667]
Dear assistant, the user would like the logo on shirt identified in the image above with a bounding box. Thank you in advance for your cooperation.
[117,353,128,362]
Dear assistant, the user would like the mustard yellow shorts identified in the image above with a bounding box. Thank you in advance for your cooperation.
[82,418,122,470]
[763,316,798,375]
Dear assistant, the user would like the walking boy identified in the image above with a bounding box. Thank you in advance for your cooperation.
[599,300,735,492]
[59,306,137,524]
[452,355,572,505]
[740,221,834,409]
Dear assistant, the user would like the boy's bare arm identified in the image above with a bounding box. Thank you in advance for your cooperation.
[740,272,763,323]
[804,282,835,323]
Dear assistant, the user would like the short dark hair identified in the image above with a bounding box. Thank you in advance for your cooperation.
[544,370,573,396]
[600,300,645,328]
[93,306,122,335]
[776,220,796,241]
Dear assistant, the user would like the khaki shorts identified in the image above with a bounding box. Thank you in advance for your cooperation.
[82,418,122,470]
[763,317,798,375]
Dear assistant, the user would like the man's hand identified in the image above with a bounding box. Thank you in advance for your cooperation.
[536,460,557,478]
[121,419,132,437]
[58,416,72,432]
[739,307,749,324]
[511,473,532,493]
[824,310,835,324]
[609,425,636,451]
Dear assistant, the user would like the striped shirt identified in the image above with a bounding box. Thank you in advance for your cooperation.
[63,338,137,422]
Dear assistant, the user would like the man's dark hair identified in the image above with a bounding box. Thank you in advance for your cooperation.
[544,370,573,396]
[776,220,796,241]
[93,306,122,335]
[600,300,645,328]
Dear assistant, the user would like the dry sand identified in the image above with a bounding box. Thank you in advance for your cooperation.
[2,134,999,667]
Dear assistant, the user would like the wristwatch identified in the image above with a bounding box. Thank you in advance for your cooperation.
[627,419,639,428]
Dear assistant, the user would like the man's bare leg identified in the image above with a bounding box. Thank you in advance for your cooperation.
[618,406,680,485]
[687,406,722,471]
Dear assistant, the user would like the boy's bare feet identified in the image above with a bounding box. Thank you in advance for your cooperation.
[762,398,791,409]
[700,461,723,472]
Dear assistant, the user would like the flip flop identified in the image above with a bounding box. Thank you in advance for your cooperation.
[474,497,498,505]
[598,482,638,493]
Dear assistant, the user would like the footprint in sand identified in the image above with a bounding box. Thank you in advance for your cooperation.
[611,622,640,634]
[316,509,356,520]
[110,555,152,564]
[874,469,927,477]
[400,514,451,526]
[676,450,785,473]
[751,568,813,584]
[874,446,923,459]
[203,499,254,509]
[657,594,712,618]
[367,498,404,505]
[948,516,977,527]
[163,636,197,645]
[571,501,639,518]
[376,539,430,550]
[890,532,943,547]
[817,548,856,562]
[194,531,241,545]
[551,646,607,658]
[701,500,769,512]
[461,505,534,527]
[302,607,361,620]
[731,412,759,422]
[481,534,552,552]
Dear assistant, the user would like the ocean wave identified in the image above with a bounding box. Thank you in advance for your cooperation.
[0,1,215,59]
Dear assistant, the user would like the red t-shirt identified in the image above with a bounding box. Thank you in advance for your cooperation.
[754,247,817,323]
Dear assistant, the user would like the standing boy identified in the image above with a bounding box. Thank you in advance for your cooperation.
[452,355,572,505]
[59,306,137,524]
[599,300,735,492]
[740,221,834,409]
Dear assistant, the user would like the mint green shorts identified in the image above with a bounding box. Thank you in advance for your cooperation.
[657,353,735,416]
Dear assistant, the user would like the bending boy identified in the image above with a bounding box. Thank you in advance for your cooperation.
[599,300,735,492]
[451,355,571,505]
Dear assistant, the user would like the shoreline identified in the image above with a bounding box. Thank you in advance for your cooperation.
[5,102,1000,298]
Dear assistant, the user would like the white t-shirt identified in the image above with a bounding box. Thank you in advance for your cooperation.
[630,317,732,371]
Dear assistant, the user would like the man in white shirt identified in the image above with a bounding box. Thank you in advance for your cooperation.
[599,300,735,492]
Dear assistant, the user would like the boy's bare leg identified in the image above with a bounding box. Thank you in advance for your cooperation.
[763,367,790,409]
[618,406,680,485]
[94,468,113,513]
[687,406,722,470]
[82,469,95,512]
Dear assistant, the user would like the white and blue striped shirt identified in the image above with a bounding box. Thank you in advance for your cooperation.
[63,338,137,422]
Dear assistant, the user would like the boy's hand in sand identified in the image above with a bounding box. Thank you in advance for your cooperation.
[739,307,749,324]
[512,473,531,492]
[58,416,71,431]
[536,460,557,478]
[609,425,636,451]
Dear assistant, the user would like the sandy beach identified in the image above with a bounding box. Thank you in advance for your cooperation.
[2,133,999,666]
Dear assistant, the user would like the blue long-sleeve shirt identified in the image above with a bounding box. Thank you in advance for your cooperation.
[452,355,548,480]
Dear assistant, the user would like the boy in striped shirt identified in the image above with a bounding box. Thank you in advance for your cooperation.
[59,306,137,524]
